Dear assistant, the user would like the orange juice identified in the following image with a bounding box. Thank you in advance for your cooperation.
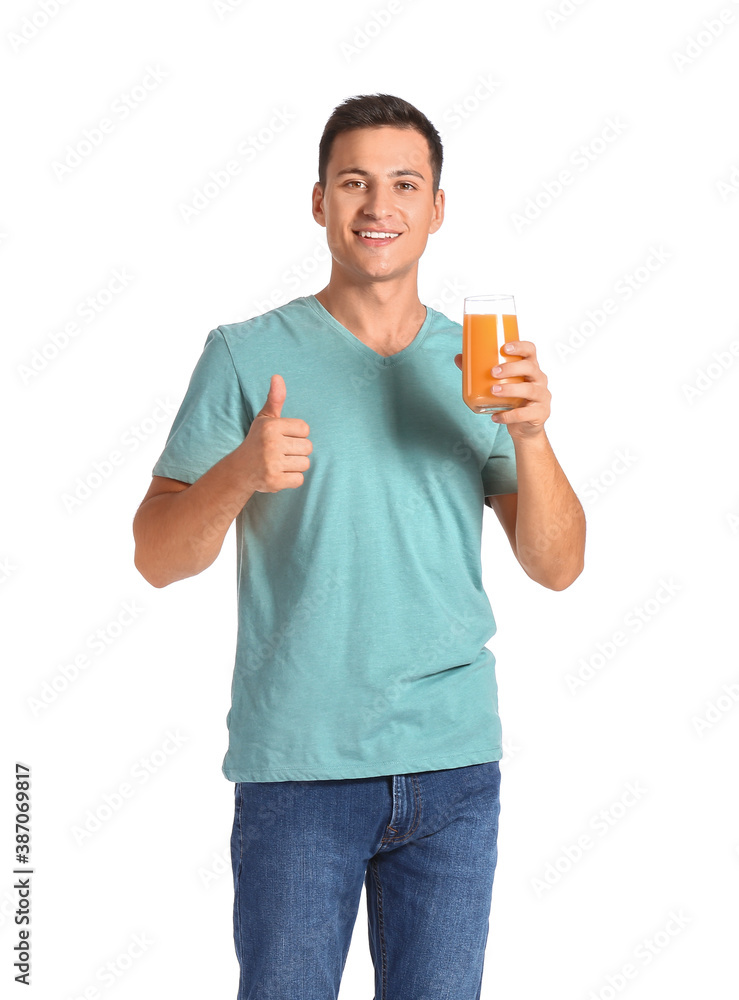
[462,313,524,413]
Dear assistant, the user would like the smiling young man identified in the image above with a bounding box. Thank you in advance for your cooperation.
[133,93,585,999]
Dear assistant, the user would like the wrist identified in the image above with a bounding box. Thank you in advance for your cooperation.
[507,424,548,448]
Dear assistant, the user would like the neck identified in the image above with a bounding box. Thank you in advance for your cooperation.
[313,269,426,345]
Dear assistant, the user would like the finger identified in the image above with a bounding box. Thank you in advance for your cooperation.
[490,381,541,400]
[500,340,536,359]
[258,374,286,418]
[491,360,544,381]
[492,407,547,427]
[279,453,312,471]
[281,434,313,455]
[269,416,311,439]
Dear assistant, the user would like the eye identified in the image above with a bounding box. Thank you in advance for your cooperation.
[398,182,416,190]
[345,180,366,188]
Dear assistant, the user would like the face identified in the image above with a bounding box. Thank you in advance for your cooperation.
[312,125,444,284]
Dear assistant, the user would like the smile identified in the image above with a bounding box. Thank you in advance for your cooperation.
[353,230,401,245]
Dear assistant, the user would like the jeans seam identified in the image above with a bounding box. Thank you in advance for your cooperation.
[370,857,388,999]
[234,783,244,1000]
[380,774,422,843]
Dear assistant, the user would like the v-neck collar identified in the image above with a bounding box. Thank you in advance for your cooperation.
[304,294,434,367]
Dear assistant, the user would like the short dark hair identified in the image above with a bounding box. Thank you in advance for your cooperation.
[318,93,443,197]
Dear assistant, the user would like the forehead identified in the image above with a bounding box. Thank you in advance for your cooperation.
[326,126,432,177]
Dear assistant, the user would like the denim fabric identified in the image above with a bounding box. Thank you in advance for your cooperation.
[230,760,501,999]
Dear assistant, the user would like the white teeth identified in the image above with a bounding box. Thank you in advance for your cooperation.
[357,231,399,239]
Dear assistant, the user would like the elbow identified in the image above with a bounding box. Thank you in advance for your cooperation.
[546,559,585,592]
[522,557,584,592]
[133,514,170,589]
[133,547,170,589]
[133,527,172,590]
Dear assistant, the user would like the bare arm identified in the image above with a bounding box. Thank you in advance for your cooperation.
[504,431,584,590]
[132,443,257,589]
[486,435,586,592]
[133,373,312,589]
[467,336,585,591]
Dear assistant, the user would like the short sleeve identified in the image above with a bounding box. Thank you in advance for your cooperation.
[151,327,252,484]
[481,424,518,496]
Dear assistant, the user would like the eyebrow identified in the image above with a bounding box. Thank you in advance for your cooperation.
[335,167,426,181]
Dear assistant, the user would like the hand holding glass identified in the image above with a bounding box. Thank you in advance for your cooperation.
[462,295,525,413]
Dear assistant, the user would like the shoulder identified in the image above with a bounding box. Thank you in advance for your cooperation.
[420,304,462,354]
[217,295,312,343]
[424,304,461,333]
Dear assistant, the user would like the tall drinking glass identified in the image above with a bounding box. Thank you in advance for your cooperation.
[462,294,525,413]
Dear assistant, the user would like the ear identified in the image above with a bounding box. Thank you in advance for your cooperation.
[312,182,326,227]
[428,188,445,235]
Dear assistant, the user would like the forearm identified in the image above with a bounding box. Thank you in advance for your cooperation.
[512,429,585,590]
[133,443,256,588]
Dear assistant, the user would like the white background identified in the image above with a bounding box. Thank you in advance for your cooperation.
[2,0,738,997]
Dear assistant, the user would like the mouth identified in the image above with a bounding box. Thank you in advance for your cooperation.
[353,229,402,247]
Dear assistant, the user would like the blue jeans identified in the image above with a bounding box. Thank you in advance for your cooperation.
[229,760,501,999]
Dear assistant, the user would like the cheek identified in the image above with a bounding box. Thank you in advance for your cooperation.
[326,229,355,262]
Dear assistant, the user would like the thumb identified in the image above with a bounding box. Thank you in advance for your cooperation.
[258,374,286,419]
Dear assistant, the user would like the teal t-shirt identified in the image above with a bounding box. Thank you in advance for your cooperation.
[152,294,518,782]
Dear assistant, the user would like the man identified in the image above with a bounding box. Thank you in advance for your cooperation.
[133,93,585,999]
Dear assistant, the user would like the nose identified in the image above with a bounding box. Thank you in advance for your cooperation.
[361,182,395,221]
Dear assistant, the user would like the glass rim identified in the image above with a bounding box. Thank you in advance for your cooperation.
[464,294,515,302]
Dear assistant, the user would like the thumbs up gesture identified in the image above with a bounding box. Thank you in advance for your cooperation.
[240,374,312,493]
